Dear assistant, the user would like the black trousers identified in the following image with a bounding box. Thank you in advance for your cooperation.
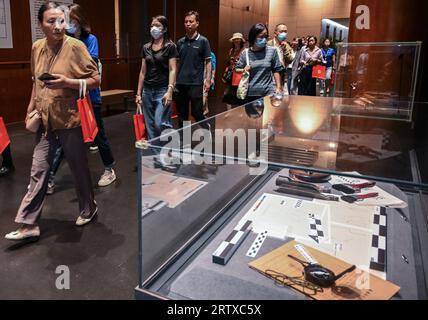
[298,66,317,96]
[1,144,13,168]
[92,105,115,167]
[175,84,205,128]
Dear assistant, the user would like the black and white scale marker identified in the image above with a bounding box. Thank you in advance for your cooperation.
[370,207,387,273]
[212,220,253,265]
[246,231,269,258]
[308,213,325,244]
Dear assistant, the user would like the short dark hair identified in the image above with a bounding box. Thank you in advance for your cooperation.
[248,23,268,47]
[309,36,318,44]
[38,1,62,23]
[275,23,287,31]
[69,4,91,37]
[323,38,332,45]
[185,10,199,22]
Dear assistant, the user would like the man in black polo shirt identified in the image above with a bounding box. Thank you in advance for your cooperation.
[175,11,212,128]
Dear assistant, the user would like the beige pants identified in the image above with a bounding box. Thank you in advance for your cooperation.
[15,126,96,225]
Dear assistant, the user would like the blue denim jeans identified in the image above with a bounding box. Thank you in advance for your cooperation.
[320,67,334,97]
[142,86,172,141]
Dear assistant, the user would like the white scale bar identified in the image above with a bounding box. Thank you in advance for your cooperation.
[295,244,318,264]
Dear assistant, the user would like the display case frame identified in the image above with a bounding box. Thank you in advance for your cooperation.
[333,41,422,122]
[135,92,428,301]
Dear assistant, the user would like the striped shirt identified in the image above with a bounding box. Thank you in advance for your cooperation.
[236,46,283,97]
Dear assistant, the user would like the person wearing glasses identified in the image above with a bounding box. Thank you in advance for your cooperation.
[235,23,283,104]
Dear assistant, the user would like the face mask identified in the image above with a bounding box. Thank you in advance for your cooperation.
[66,23,77,35]
[256,38,267,48]
[278,32,287,42]
[150,26,164,40]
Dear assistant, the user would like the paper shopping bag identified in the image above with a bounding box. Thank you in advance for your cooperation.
[312,65,327,80]
[133,105,146,141]
[77,80,98,143]
[171,101,178,119]
[0,117,11,154]
[232,70,243,86]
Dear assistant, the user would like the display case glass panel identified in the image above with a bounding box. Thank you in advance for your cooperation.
[136,94,428,300]
[334,42,422,121]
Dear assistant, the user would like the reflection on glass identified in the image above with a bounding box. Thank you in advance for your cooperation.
[334,42,421,121]
[289,102,328,135]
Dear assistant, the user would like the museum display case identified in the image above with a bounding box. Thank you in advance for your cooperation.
[135,93,428,300]
[334,42,422,121]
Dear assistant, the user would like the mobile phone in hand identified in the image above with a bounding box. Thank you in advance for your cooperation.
[38,73,58,81]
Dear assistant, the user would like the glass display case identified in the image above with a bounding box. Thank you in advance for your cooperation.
[334,42,422,121]
[135,94,428,300]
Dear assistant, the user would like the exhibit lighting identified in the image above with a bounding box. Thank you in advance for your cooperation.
[304,0,325,7]
[322,19,349,31]
[290,104,325,135]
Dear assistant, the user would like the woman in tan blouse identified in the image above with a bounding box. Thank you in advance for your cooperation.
[5,2,101,241]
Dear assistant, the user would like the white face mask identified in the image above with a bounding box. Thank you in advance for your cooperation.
[150,26,164,40]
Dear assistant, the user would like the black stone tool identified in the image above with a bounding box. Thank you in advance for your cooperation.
[332,181,376,194]
[341,192,379,204]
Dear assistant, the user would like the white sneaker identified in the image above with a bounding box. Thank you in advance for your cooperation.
[89,145,99,152]
[5,226,40,241]
[75,206,98,227]
[98,169,117,187]
[46,180,55,195]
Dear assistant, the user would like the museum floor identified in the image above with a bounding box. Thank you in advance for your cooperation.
[0,99,227,300]
[0,110,142,299]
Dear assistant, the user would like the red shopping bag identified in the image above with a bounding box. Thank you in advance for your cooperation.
[232,70,243,86]
[0,117,10,154]
[77,80,98,143]
[312,65,326,80]
[331,70,336,85]
[133,105,146,141]
[171,101,178,119]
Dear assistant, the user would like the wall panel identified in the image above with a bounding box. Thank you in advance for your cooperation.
[269,0,352,40]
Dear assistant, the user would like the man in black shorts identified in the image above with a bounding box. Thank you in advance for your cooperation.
[175,11,212,129]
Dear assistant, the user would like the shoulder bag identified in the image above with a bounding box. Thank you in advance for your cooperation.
[237,49,250,100]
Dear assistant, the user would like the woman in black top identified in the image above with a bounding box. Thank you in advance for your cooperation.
[136,16,178,141]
